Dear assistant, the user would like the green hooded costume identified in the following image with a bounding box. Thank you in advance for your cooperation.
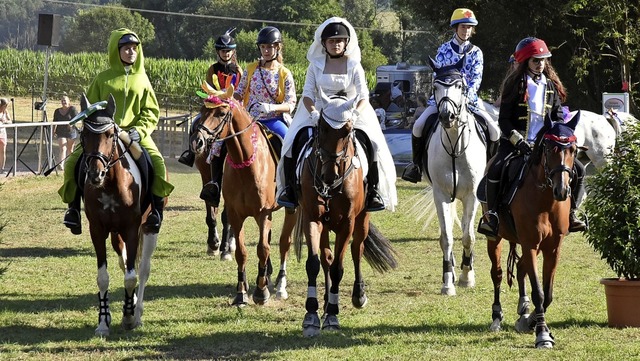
[58,28,174,203]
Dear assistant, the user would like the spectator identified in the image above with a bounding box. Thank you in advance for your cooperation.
[53,95,79,170]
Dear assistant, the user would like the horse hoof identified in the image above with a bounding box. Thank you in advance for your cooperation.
[302,312,321,338]
[276,289,288,300]
[232,293,249,307]
[352,294,368,309]
[535,331,555,349]
[458,269,476,288]
[94,326,110,337]
[441,272,456,295]
[206,246,220,256]
[322,314,340,331]
[220,251,233,261]
[440,285,456,296]
[515,314,533,333]
[489,319,502,332]
[252,287,270,305]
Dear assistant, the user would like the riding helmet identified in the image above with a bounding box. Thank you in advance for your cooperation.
[514,37,551,63]
[450,8,478,27]
[256,26,282,44]
[118,34,140,48]
[321,22,350,40]
[215,28,237,50]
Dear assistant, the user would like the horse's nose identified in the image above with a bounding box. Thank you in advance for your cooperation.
[553,184,569,201]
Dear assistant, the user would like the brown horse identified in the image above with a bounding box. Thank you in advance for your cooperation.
[482,114,581,349]
[76,93,160,336]
[189,84,297,305]
[296,92,397,337]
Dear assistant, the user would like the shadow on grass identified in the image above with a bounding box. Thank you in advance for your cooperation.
[0,246,92,258]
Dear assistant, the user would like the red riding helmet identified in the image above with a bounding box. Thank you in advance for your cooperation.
[513,37,551,63]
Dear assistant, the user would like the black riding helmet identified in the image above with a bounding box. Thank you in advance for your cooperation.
[215,28,237,50]
[118,33,139,48]
[321,22,350,58]
[256,26,282,62]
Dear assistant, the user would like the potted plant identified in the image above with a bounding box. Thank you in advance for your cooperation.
[584,119,640,328]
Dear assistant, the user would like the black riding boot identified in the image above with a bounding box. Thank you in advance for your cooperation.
[569,163,587,232]
[477,179,500,238]
[200,149,226,207]
[366,162,385,212]
[63,190,82,235]
[144,195,165,233]
[178,149,195,167]
[277,156,297,209]
[401,135,425,183]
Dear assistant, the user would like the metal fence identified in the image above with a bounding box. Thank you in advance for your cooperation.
[1,114,192,178]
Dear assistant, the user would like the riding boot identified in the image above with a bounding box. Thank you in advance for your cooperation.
[144,195,165,233]
[200,152,225,207]
[178,149,195,167]
[569,162,587,232]
[477,179,500,238]
[63,190,82,235]
[277,156,298,209]
[401,135,425,183]
[366,162,385,212]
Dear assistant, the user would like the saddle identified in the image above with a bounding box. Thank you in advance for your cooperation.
[421,111,493,183]
[76,140,154,211]
[255,122,282,166]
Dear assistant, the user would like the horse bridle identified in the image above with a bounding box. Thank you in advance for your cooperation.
[81,120,134,176]
[311,118,357,200]
[539,137,575,190]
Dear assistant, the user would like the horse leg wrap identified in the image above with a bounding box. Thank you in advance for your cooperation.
[442,260,454,282]
[305,296,319,313]
[98,291,112,327]
[491,303,504,322]
[123,288,135,316]
[306,256,320,285]
[237,271,248,292]
[326,294,339,315]
[461,251,473,270]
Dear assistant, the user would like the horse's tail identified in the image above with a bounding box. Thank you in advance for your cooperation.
[363,222,398,273]
[294,210,304,262]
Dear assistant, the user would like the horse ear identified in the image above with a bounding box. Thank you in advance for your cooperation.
[80,93,90,111]
[566,110,580,130]
[455,55,466,70]
[106,94,116,117]
[428,57,437,71]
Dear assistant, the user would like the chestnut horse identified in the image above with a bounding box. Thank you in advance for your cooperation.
[296,92,397,337]
[482,113,581,349]
[189,84,297,305]
[75,93,159,336]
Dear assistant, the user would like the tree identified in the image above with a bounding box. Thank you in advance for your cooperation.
[61,4,155,54]
[567,0,639,113]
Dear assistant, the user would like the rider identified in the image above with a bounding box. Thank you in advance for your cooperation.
[276,17,397,212]
[477,37,587,237]
[233,26,296,140]
[59,29,174,235]
[402,8,500,183]
[178,29,243,207]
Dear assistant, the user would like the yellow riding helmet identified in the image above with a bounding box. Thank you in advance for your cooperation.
[450,8,478,27]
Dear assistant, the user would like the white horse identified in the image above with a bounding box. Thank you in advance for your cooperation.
[484,101,638,169]
[425,58,486,295]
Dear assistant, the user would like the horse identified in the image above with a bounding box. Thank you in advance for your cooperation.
[189,83,297,305]
[483,114,581,349]
[295,91,397,337]
[75,93,159,336]
[421,58,486,295]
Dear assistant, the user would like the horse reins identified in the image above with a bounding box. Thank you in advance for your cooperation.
[435,77,471,202]
[539,138,575,190]
[82,122,136,175]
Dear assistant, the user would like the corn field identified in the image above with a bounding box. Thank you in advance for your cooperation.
[1,49,378,110]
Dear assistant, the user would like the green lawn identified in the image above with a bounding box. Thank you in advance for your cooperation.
[0,160,638,360]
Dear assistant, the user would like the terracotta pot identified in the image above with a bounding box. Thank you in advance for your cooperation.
[600,278,640,328]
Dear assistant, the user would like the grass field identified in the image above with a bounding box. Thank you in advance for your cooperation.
[1,162,639,360]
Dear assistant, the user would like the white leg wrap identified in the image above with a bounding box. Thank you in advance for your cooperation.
[307,286,317,299]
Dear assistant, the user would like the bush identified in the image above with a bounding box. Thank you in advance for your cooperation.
[584,120,640,279]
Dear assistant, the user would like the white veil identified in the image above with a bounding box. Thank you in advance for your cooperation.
[307,17,361,70]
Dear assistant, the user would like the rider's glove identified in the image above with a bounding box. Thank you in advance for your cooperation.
[509,130,531,155]
[352,109,361,122]
[256,102,275,115]
[310,109,320,123]
[128,128,141,143]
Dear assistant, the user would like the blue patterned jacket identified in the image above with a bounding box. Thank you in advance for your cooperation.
[428,36,483,108]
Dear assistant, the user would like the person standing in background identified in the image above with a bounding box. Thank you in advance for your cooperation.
[53,95,78,170]
[0,98,12,173]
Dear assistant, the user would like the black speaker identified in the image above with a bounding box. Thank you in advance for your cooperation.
[37,14,62,47]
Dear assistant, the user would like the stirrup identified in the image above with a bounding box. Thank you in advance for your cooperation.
[178,150,195,167]
[401,163,421,183]
[63,208,82,235]
[569,211,587,232]
[366,191,385,212]
[478,211,499,237]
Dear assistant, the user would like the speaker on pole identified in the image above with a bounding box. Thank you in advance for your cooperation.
[37,14,62,47]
